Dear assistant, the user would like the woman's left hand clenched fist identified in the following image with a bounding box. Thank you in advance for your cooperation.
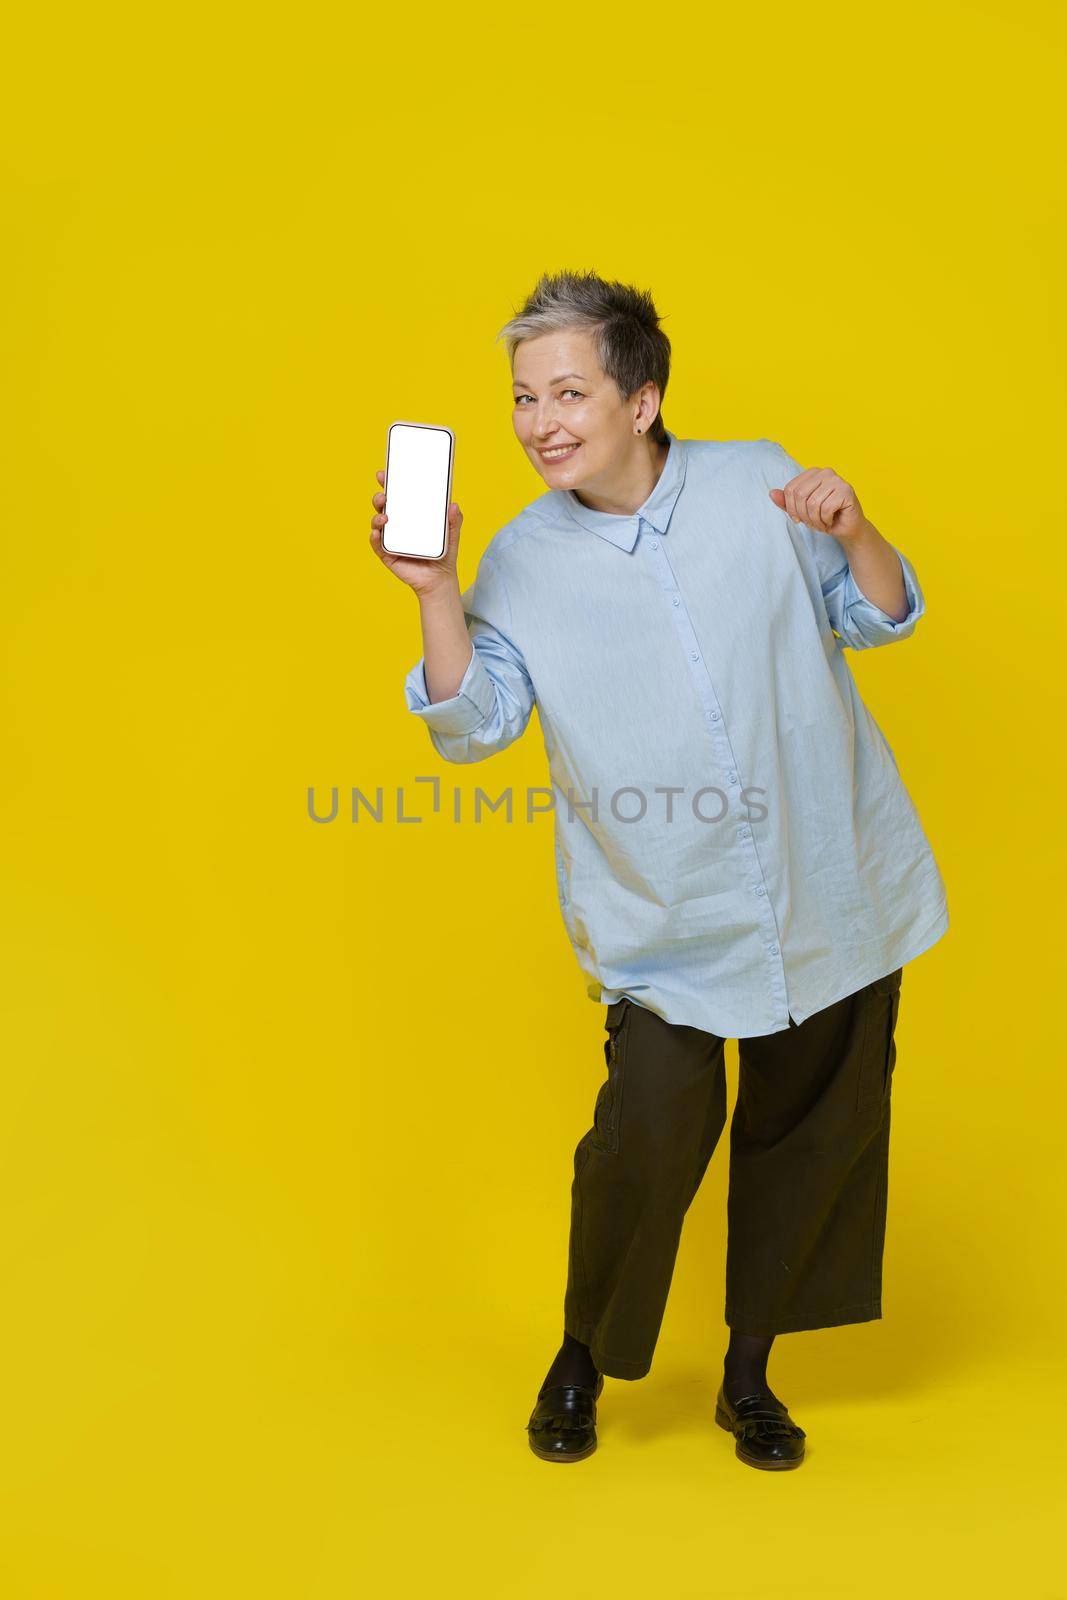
[769,466,869,542]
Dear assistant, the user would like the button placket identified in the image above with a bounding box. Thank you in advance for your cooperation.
[648,530,727,736]
[640,517,787,1017]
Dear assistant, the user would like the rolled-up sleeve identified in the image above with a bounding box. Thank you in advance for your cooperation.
[403,551,536,762]
[761,439,926,650]
[819,545,925,648]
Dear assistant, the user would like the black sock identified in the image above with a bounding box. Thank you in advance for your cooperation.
[723,1330,775,1401]
[540,1331,598,1394]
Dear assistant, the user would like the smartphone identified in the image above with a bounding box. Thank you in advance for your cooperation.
[381,421,455,560]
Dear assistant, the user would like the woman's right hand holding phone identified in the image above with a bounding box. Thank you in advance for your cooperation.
[369,468,475,704]
[369,469,462,598]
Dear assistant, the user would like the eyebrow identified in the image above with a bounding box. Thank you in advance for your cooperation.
[512,372,588,388]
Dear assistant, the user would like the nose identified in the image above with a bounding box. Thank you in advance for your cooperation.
[531,404,563,439]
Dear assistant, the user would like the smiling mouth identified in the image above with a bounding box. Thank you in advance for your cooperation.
[539,443,582,461]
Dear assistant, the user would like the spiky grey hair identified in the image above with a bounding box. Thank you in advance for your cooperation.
[496,269,672,447]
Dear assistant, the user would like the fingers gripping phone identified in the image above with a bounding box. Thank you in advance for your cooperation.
[381,421,455,560]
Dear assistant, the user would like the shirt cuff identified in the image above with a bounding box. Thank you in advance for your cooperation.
[403,643,497,736]
[843,547,925,632]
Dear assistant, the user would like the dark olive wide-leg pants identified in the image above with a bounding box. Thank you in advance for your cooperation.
[562,968,903,1379]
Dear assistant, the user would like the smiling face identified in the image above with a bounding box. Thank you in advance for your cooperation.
[511,328,654,491]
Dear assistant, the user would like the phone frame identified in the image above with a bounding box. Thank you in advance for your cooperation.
[382,420,455,561]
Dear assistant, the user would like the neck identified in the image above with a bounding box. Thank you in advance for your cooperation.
[572,436,670,516]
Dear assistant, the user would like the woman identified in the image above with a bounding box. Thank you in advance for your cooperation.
[370,270,948,1471]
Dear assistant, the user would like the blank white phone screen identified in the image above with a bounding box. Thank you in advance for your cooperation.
[384,424,452,558]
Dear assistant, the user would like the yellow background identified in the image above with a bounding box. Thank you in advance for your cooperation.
[2,0,1064,1593]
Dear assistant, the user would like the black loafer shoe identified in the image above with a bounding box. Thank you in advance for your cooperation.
[714,1383,806,1470]
[527,1373,605,1462]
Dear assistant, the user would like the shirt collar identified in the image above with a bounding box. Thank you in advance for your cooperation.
[555,430,688,552]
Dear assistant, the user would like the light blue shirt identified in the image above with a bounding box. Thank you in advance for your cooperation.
[403,432,949,1037]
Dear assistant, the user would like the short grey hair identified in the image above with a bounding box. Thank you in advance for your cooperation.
[495,269,672,447]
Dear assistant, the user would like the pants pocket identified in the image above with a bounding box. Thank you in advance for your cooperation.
[590,999,631,1155]
[856,968,902,1113]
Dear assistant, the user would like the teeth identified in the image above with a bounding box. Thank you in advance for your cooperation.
[543,444,579,458]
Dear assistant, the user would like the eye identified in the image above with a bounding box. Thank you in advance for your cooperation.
[514,394,533,404]
[563,389,583,400]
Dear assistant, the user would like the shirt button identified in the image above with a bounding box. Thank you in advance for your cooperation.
[754,885,766,896]
[728,772,738,784]
[768,944,779,956]
[650,539,659,549]
[739,827,750,839]
[710,710,720,721]
[690,651,699,661]
[672,596,680,606]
